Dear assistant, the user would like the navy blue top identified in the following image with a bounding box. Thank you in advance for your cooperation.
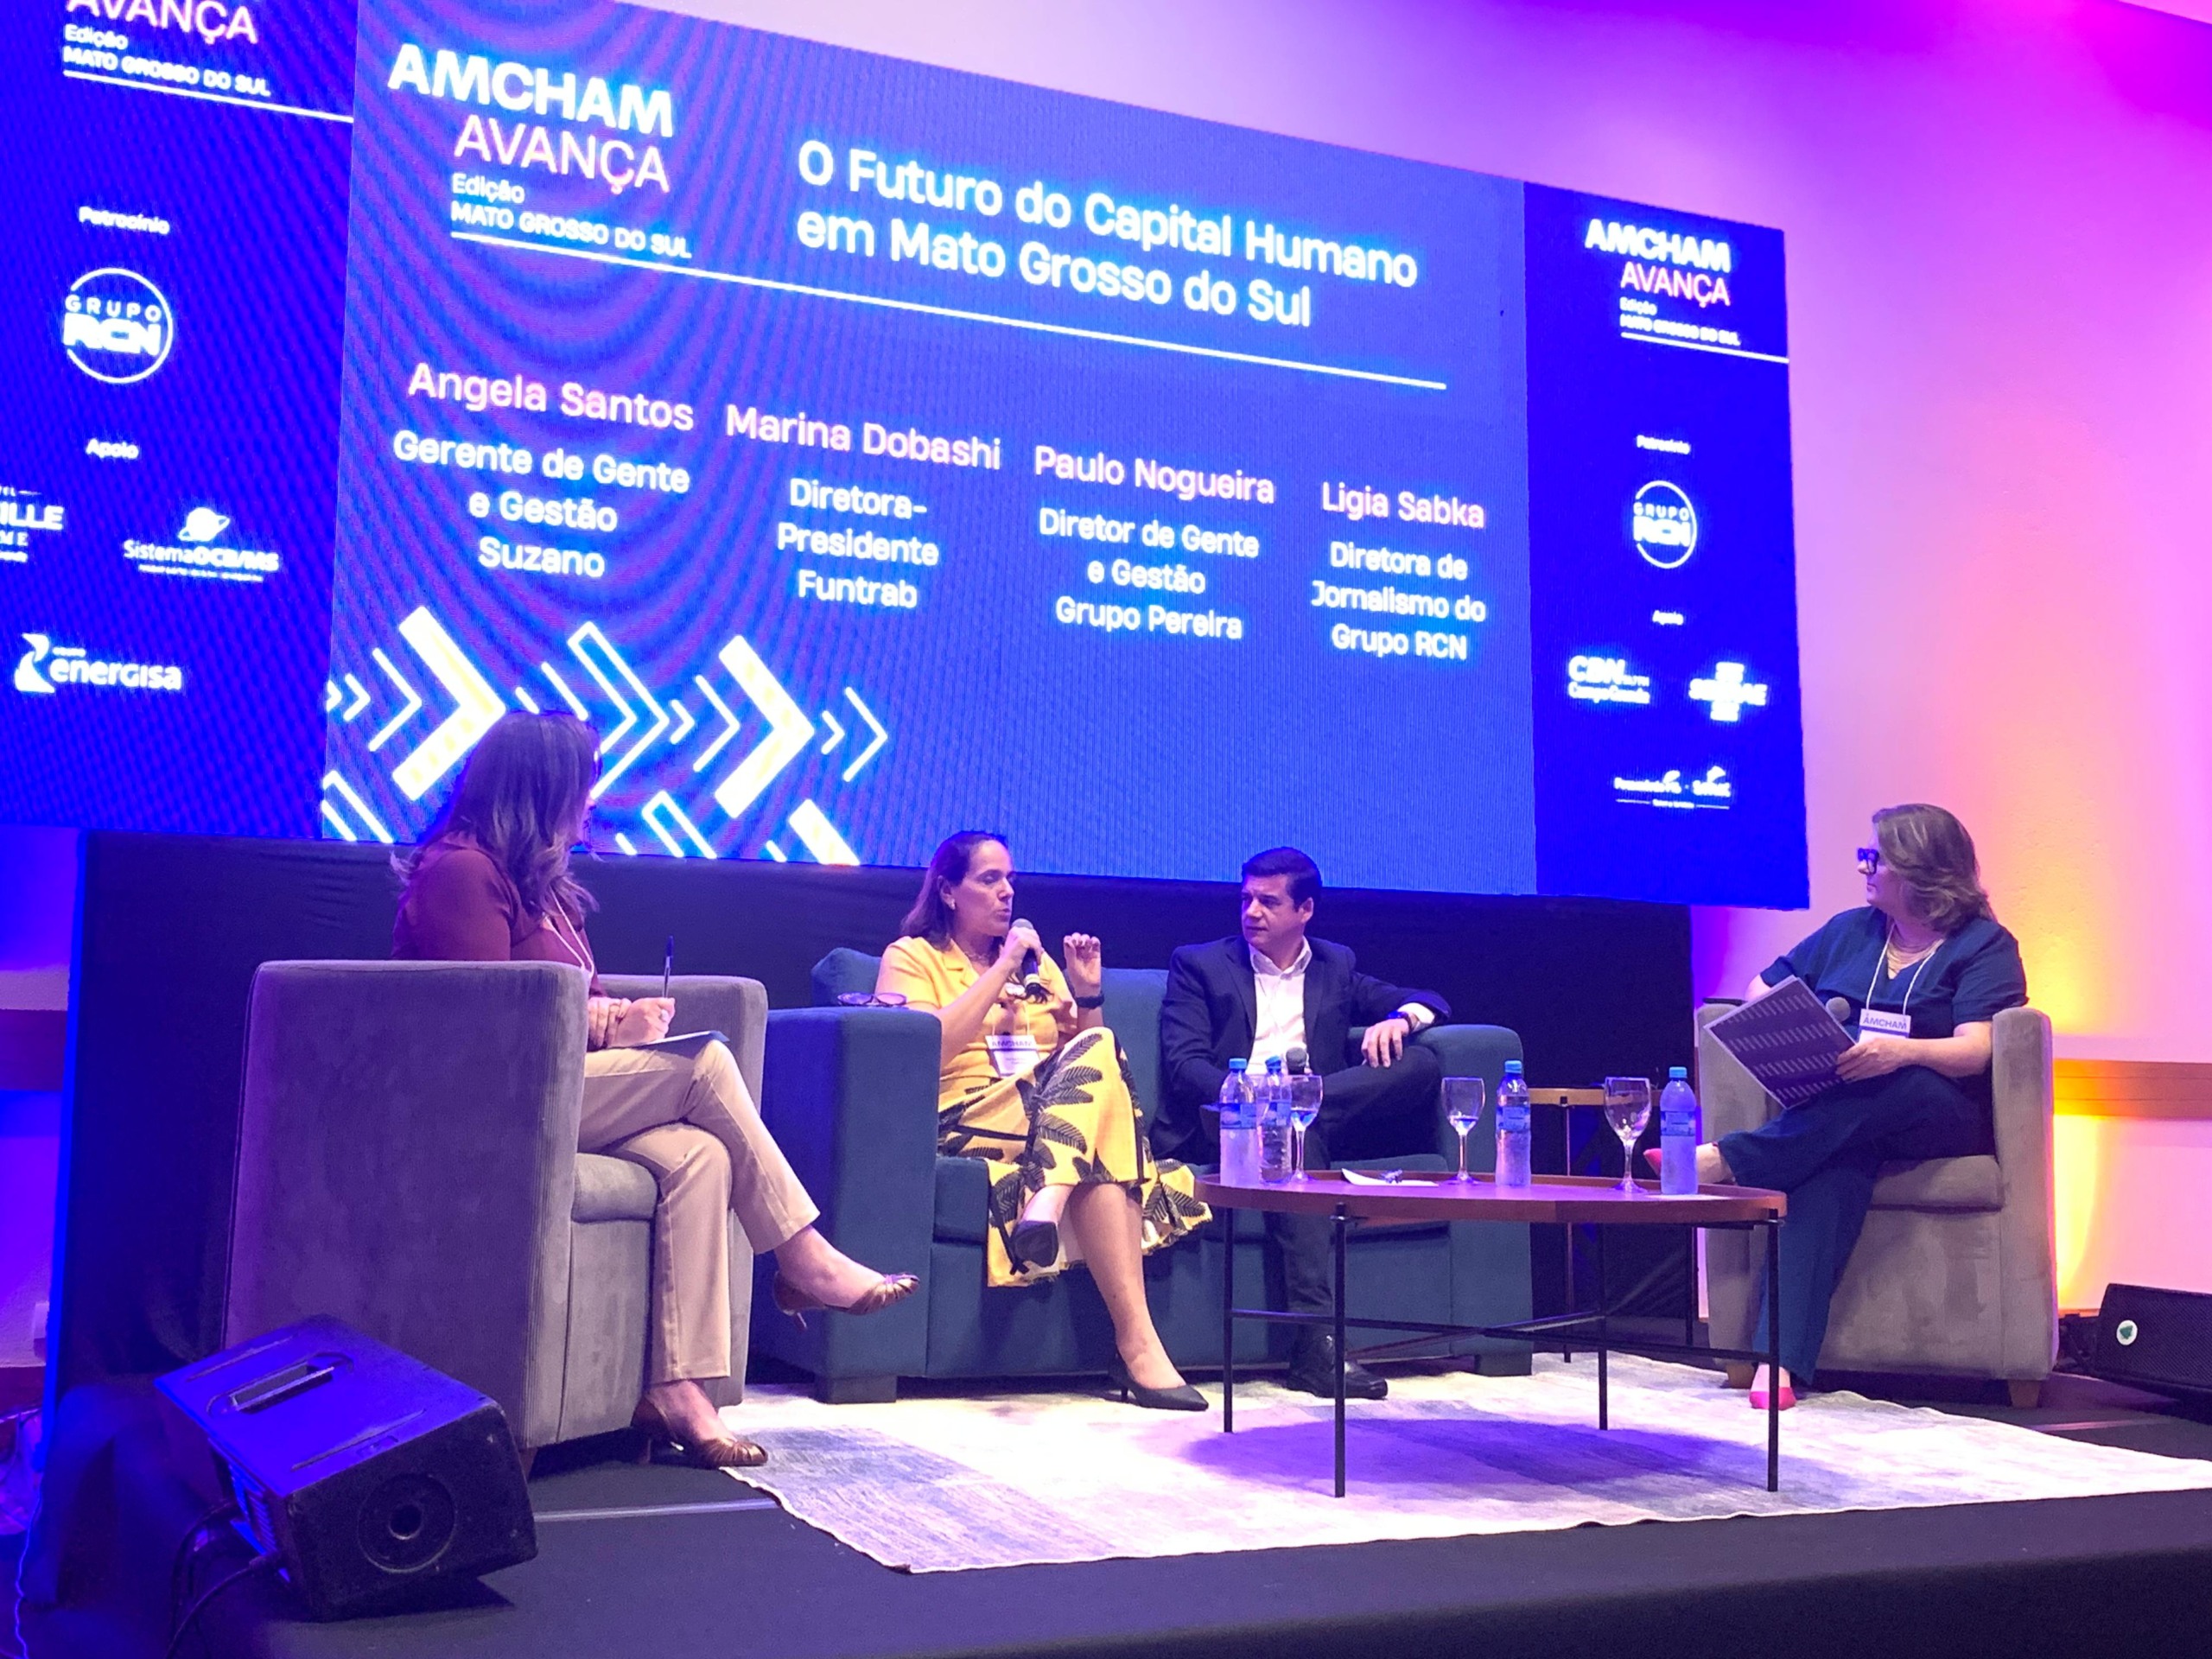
[1760,906,2028,1109]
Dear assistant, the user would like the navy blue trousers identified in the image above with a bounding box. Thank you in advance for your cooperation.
[1718,1067,1987,1381]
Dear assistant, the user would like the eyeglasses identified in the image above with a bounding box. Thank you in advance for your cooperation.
[835,991,910,1008]
[1855,847,1881,874]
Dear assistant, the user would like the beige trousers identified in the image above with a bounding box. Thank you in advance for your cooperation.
[581,1040,819,1384]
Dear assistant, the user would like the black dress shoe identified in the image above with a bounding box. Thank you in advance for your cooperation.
[1007,1218,1059,1272]
[1285,1333,1388,1400]
[1107,1357,1207,1411]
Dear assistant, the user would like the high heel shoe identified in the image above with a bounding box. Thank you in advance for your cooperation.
[632,1398,767,1469]
[1008,1217,1060,1272]
[771,1269,919,1329]
[1748,1370,1797,1411]
[1107,1357,1206,1412]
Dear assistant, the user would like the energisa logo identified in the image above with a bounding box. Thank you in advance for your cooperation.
[61,269,175,384]
[15,633,185,695]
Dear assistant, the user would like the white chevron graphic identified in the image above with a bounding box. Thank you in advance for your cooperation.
[340,674,371,721]
[787,799,858,865]
[840,687,888,782]
[367,648,420,752]
[690,675,739,772]
[569,622,668,799]
[710,636,814,819]
[391,608,504,800]
[818,709,846,753]
[666,698,696,744]
[321,769,394,844]
[643,790,718,858]
[539,661,588,720]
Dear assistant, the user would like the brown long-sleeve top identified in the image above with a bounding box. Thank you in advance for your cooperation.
[391,837,599,982]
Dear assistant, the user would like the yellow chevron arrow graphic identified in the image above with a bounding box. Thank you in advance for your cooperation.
[710,635,814,820]
[391,608,505,801]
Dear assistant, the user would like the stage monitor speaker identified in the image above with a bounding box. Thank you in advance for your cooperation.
[156,1315,536,1618]
[2088,1283,2212,1400]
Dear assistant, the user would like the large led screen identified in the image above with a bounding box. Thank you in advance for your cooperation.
[0,0,1808,907]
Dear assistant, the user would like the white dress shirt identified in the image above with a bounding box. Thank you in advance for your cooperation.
[1247,940,1433,1069]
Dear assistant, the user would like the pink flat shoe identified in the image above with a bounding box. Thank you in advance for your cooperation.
[1749,1382,1797,1410]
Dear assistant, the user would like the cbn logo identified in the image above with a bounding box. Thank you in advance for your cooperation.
[15,632,184,695]
[61,268,175,385]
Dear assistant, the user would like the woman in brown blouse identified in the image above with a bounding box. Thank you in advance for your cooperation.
[395,712,913,1466]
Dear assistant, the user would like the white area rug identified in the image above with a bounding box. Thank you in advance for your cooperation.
[716,1356,2212,1573]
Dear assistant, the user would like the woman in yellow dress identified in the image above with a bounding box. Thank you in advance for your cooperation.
[876,831,1211,1410]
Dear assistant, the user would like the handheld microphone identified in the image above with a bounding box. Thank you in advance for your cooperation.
[1285,1044,1310,1075]
[1826,997,1852,1025]
[1013,919,1047,1001]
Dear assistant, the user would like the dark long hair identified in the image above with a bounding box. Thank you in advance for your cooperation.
[898,830,1007,947]
[397,712,601,922]
[1873,803,1993,934]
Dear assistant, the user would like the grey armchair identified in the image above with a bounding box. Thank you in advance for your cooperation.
[224,961,766,1455]
[1698,1001,2057,1403]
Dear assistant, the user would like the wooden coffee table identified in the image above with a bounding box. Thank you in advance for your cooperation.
[1196,1170,1789,1495]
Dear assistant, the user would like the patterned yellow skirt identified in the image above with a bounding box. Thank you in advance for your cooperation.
[938,1025,1211,1287]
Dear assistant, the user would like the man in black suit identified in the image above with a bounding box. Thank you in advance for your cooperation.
[1155,847,1448,1399]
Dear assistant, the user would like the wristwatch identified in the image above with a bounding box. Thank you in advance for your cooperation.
[1074,994,1105,1009]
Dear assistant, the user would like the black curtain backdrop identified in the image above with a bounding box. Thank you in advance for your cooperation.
[53,832,1694,1405]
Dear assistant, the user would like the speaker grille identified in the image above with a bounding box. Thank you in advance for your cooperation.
[357,1474,457,1574]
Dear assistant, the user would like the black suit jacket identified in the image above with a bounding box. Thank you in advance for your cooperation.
[1154,935,1449,1163]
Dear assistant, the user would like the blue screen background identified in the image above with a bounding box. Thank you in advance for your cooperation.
[0,0,1808,907]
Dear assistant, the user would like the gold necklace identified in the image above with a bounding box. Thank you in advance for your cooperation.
[1884,928,1940,972]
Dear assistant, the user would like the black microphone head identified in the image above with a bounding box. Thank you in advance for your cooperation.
[1826,997,1852,1025]
[1012,919,1047,1000]
[1285,1044,1309,1075]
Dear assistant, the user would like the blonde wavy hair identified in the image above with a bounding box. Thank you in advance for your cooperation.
[1873,803,1993,934]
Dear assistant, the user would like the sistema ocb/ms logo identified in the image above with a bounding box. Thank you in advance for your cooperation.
[61,268,175,385]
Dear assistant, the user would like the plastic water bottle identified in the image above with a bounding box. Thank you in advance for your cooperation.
[1495,1060,1533,1190]
[1659,1065,1701,1195]
[1217,1059,1259,1186]
[1258,1055,1294,1182]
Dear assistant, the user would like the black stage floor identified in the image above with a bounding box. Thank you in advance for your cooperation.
[11,1371,2212,1659]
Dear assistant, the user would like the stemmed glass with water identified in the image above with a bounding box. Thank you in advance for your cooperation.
[1443,1077,1486,1181]
[1287,1073,1323,1179]
[1603,1076,1653,1195]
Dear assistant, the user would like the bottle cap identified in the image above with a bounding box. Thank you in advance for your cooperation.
[1503,1059,1523,1075]
[1669,1065,1688,1080]
[1266,1055,1284,1071]
[1228,1058,1248,1071]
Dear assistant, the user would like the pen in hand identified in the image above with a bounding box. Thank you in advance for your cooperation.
[663,935,673,1001]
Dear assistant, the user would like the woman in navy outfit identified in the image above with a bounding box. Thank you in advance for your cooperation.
[1696,804,2027,1408]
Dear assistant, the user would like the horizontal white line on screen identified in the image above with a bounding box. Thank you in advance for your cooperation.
[61,69,353,123]
[1620,330,1789,365]
[448,231,1451,391]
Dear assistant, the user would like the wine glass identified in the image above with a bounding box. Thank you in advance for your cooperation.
[1287,1073,1323,1179]
[1603,1076,1653,1195]
[1443,1077,1485,1182]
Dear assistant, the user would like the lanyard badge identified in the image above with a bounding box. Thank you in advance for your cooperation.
[1859,928,1939,1041]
